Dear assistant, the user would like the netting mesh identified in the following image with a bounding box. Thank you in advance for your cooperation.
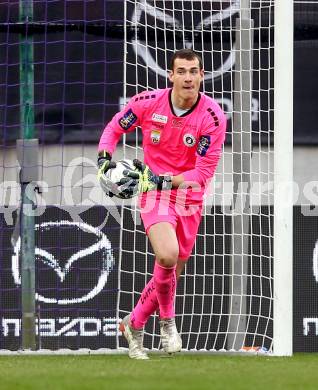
[119,0,274,352]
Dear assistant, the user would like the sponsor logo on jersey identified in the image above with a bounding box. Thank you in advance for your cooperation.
[183,134,196,147]
[152,113,168,124]
[151,130,161,144]
[172,119,183,128]
[197,135,211,156]
[119,108,137,130]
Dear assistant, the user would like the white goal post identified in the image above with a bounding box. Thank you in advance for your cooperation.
[119,0,293,356]
[273,0,293,356]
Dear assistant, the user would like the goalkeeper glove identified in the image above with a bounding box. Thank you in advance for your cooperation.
[122,159,172,193]
[97,150,117,197]
[97,151,115,178]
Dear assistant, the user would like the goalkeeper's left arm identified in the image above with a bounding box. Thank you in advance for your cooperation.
[121,159,197,194]
[121,159,173,192]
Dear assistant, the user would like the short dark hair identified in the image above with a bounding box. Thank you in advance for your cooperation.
[170,49,203,71]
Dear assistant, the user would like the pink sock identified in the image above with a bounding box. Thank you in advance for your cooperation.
[130,277,159,329]
[153,262,176,319]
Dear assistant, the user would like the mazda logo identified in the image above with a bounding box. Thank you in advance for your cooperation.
[12,220,115,305]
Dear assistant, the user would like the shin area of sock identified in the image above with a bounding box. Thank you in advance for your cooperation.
[130,277,159,329]
[153,262,176,319]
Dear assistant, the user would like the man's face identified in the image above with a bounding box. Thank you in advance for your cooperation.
[169,57,204,101]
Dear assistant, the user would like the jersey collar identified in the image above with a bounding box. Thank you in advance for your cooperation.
[168,88,201,117]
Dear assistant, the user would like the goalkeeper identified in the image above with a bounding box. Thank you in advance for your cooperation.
[98,49,227,359]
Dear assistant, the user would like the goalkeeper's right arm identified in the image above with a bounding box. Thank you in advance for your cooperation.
[97,94,143,192]
[97,150,119,198]
[98,94,143,155]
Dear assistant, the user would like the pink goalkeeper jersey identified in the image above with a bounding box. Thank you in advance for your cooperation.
[99,88,227,204]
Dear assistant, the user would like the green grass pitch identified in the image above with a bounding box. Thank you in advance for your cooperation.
[1,353,318,390]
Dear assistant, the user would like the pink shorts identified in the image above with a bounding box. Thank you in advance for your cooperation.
[139,192,203,260]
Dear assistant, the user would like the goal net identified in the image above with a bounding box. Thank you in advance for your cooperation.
[118,0,288,354]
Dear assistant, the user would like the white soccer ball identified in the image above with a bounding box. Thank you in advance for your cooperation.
[102,159,139,199]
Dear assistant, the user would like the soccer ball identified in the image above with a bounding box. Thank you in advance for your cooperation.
[101,159,139,199]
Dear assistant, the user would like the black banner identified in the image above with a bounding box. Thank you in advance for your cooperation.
[294,206,318,352]
[3,204,318,352]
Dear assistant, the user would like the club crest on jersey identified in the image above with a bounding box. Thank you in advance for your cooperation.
[119,108,137,130]
[151,130,161,144]
[152,113,168,124]
[183,134,196,147]
[197,135,211,156]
